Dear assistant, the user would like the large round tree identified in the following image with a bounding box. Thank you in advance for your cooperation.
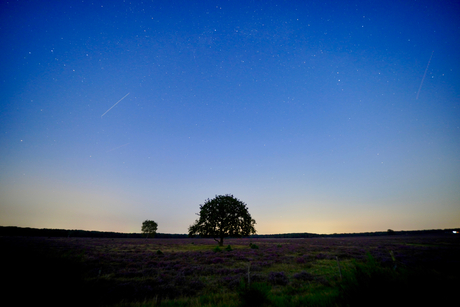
[188,194,256,246]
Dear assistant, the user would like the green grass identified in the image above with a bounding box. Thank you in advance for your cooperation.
[115,280,342,307]
[5,236,457,307]
[114,290,240,307]
[104,249,383,306]
[140,243,251,253]
[113,251,458,307]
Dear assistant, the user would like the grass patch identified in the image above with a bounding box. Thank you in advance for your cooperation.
[5,236,457,307]
[150,244,250,253]
[114,289,240,307]
[337,253,457,307]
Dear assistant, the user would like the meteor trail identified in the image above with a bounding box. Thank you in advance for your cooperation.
[106,143,130,153]
[101,92,130,117]
[416,51,434,100]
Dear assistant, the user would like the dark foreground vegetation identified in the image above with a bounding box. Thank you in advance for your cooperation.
[2,234,459,306]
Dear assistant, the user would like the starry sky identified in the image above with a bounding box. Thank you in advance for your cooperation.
[1,0,459,235]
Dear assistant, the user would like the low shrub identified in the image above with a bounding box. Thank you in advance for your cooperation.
[295,256,306,264]
[211,257,224,264]
[268,271,289,286]
[221,275,243,289]
[213,246,222,253]
[293,270,315,281]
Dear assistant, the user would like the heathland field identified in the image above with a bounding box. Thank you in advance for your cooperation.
[2,234,459,306]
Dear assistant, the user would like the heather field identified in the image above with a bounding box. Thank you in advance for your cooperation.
[3,234,459,307]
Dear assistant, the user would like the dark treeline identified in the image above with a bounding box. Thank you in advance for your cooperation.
[252,233,320,238]
[1,226,458,239]
[0,226,187,238]
[253,229,458,238]
[313,229,458,237]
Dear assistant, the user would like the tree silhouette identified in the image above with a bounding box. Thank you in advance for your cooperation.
[141,220,158,238]
[188,194,256,246]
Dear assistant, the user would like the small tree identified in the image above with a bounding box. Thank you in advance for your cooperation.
[188,194,256,246]
[142,220,158,238]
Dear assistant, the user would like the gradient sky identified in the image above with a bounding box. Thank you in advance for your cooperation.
[1,0,459,234]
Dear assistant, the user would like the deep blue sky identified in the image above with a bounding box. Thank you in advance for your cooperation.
[1,0,459,234]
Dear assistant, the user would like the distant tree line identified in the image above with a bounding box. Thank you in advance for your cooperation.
[320,229,459,237]
[251,230,456,238]
[0,226,188,238]
[252,233,320,238]
[1,226,457,239]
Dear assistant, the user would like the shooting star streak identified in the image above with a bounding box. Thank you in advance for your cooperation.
[101,93,130,117]
[416,51,434,100]
[106,143,130,153]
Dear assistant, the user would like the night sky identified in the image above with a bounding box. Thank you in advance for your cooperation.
[1,0,459,234]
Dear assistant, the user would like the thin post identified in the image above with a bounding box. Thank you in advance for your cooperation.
[247,262,251,287]
[336,256,342,280]
[390,250,397,270]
